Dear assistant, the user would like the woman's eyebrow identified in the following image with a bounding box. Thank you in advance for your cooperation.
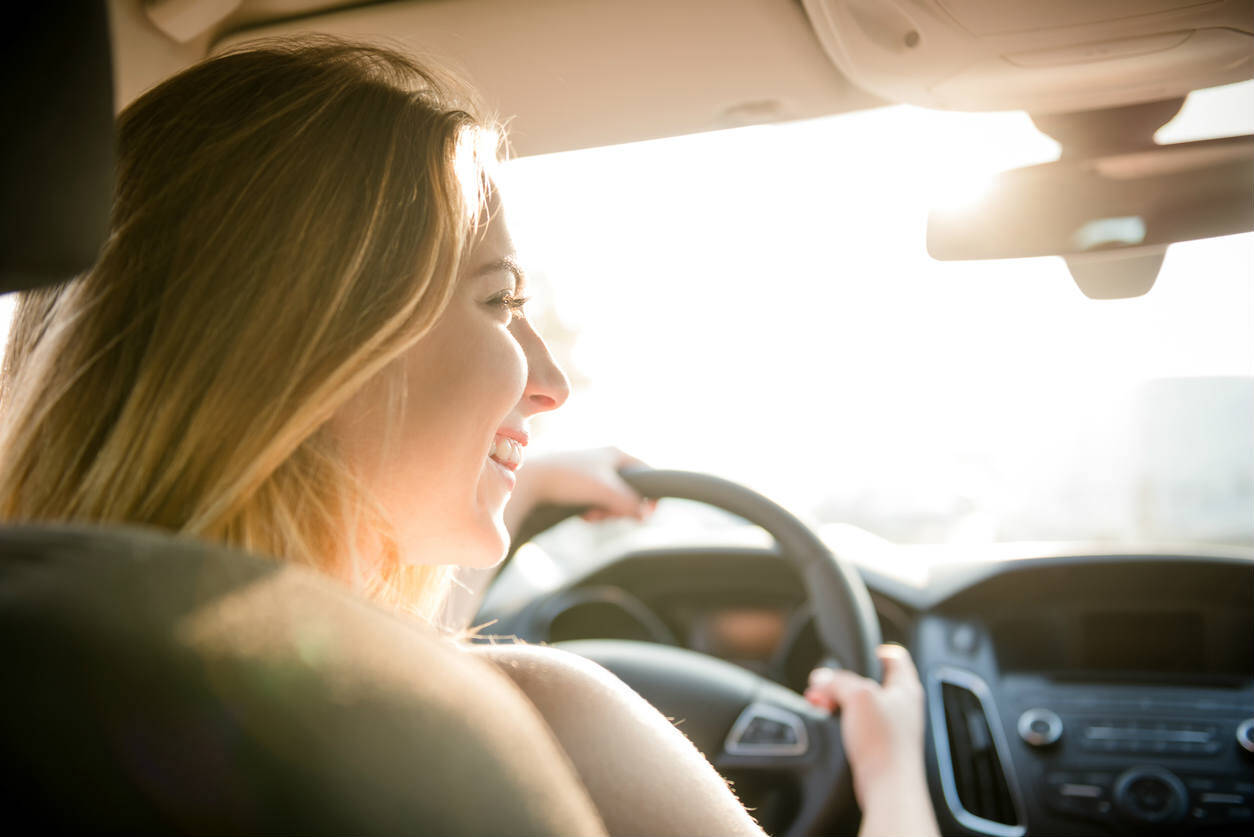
[473,256,527,292]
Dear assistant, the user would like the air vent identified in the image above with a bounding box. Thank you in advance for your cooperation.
[930,668,1025,837]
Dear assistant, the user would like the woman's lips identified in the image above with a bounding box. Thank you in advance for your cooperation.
[495,427,530,447]
[487,454,518,490]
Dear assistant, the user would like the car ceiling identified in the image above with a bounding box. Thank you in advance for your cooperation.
[112,0,885,156]
[111,0,1253,156]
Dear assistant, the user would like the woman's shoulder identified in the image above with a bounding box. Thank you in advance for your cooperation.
[459,639,767,837]
[463,639,626,694]
[469,638,680,719]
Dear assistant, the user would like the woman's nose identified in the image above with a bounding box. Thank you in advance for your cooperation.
[518,321,570,414]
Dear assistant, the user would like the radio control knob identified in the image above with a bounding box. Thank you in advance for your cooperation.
[1017,707,1063,747]
[1113,766,1188,826]
[1238,718,1254,754]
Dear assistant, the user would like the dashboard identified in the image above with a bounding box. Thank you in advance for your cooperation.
[504,548,899,688]
[480,543,1254,836]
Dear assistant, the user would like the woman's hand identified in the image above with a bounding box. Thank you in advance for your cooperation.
[804,644,940,837]
[505,446,655,536]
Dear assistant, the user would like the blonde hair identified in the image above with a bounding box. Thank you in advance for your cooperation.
[0,39,502,623]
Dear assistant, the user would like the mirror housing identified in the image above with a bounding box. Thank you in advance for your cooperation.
[926,134,1253,298]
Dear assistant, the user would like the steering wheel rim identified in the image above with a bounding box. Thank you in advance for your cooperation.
[495,467,883,837]
[503,467,882,679]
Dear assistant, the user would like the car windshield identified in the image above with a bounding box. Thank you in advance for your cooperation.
[497,80,1254,550]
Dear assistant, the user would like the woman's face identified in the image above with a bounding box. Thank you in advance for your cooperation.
[333,201,569,568]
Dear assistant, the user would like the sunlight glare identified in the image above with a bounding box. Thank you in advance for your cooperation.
[927,169,996,212]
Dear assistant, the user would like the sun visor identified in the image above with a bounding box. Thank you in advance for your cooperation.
[801,0,1254,113]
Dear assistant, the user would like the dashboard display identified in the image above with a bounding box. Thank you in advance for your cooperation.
[996,608,1252,677]
[688,607,788,662]
[1081,612,1199,672]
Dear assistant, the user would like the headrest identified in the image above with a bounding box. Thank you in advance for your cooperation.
[2,2,114,294]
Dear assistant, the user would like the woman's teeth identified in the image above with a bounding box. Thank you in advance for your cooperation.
[489,436,524,471]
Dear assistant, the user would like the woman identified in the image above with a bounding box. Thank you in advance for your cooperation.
[0,39,937,836]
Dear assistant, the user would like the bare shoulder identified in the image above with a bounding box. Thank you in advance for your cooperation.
[465,641,650,714]
[464,638,598,672]
[462,640,765,837]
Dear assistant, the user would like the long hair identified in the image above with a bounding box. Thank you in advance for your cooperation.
[0,39,501,623]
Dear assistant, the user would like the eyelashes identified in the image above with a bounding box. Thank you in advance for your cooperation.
[489,291,531,320]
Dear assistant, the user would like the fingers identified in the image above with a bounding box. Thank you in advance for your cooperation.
[598,475,651,519]
[805,666,870,713]
[575,466,643,519]
[605,448,652,519]
[580,499,650,522]
[877,644,921,691]
[580,503,649,523]
[803,688,837,712]
[538,447,656,523]
[803,669,838,712]
[804,645,920,713]
[611,446,649,471]
[589,448,654,520]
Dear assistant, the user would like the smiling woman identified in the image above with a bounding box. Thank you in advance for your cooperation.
[0,34,940,837]
[0,38,502,619]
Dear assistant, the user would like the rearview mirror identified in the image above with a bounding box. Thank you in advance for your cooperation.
[927,135,1253,263]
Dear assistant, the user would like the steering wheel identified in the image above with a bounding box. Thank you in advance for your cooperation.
[497,467,883,837]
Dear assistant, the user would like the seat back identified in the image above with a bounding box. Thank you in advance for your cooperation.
[0,525,606,834]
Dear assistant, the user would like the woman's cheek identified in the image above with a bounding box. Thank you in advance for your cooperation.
[502,326,530,401]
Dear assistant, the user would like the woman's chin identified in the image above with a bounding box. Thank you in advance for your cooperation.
[450,507,511,569]
[460,521,511,569]
[392,512,509,569]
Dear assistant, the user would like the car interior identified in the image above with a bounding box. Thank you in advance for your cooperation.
[3,1,1253,835]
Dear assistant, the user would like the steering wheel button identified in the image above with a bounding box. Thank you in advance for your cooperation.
[745,719,780,743]
[724,703,808,757]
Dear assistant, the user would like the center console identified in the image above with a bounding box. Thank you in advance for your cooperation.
[915,557,1254,837]
[1001,676,1254,833]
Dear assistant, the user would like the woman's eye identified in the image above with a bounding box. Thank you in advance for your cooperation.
[489,292,530,320]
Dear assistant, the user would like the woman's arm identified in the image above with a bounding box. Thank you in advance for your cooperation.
[467,641,766,837]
